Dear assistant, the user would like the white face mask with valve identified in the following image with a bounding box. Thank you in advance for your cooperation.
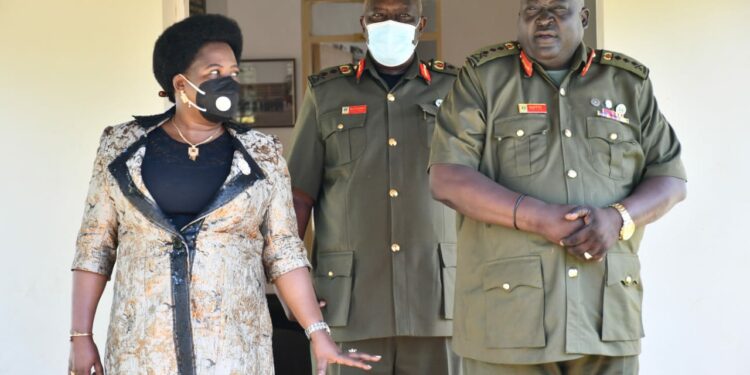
[365,20,419,67]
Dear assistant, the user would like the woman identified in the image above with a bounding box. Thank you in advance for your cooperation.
[68,14,378,375]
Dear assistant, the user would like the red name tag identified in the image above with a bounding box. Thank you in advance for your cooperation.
[518,103,548,114]
[342,105,367,115]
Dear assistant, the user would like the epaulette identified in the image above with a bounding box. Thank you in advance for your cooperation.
[308,64,357,87]
[468,41,521,67]
[425,59,459,75]
[597,50,649,80]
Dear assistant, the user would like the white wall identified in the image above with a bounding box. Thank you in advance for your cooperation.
[601,1,750,374]
[0,1,167,373]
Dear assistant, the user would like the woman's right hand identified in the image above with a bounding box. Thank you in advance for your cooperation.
[69,336,104,375]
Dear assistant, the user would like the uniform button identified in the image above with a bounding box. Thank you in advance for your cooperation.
[327,271,334,278]
[564,129,573,138]
[609,133,619,141]
[389,189,399,198]
[560,88,567,96]
[388,138,398,147]
[337,123,344,130]
[387,93,396,102]
[568,268,579,278]
[391,244,401,253]
[624,276,634,286]
[516,129,525,137]
[502,283,511,291]
[567,170,578,179]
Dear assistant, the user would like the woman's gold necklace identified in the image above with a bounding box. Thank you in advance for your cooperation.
[171,118,223,161]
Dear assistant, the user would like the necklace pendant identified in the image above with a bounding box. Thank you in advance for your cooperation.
[188,146,199,161]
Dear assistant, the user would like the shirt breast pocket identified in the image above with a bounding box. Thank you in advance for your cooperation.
[586,117,643,180]
[320,110,367,167]
[493,115,550,177]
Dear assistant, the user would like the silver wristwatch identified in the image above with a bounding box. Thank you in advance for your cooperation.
[304,321,331,340]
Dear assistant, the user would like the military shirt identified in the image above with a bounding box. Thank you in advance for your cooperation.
[287,55,459,342]
[429,42,686,364]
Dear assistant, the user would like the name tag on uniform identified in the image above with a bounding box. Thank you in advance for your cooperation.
[518,103,547,114]
[342,105,367,115]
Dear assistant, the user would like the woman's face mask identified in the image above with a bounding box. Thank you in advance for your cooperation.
[365,20,419,67]
[180,74,240,123]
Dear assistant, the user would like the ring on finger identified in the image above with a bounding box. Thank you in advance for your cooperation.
[583,252,593,260]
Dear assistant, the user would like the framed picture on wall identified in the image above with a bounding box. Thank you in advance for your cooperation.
[237,59,296,128]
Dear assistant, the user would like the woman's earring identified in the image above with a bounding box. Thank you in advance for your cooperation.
[180,90,190,106]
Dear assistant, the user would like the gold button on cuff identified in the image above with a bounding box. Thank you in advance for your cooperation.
[568,268,579,278]
[388,138,398,147]
[391,244,401,252]
[516,129,525,137]
[609,133,619,141]
[337,123,344,130]
[387,93,396,102]
[389,189,399,198]
[564,129,573,138]
[327,271,334,277]
[502,283,511,291]
[567,170,578,179]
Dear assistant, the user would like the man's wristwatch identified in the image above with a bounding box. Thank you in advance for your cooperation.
[609,202,636,240]
[304,321,331,340]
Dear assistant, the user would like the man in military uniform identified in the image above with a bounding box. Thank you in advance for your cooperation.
[287,0,461,374]
[429,0,687,373]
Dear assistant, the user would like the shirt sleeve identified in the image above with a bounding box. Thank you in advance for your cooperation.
[71,127,119,278]
[263,138,312,283]
[638,78,687,181]
[286,85,325,200]
[429,62,488,171]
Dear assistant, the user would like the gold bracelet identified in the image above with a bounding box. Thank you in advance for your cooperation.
[69,331,93,341]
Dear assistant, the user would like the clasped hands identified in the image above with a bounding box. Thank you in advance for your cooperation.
[531,203,624,262]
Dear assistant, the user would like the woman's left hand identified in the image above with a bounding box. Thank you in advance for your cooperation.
[310,331,381,375]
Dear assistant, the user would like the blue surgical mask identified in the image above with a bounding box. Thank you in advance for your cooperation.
[365,20,419,67]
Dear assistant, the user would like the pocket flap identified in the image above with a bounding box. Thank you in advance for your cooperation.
[493,115,548,139]
[438,243,457,267]
[482,256,543,292]
[315,251,354,278]
[587,117,634,143]
[606,253,641,287]
[419,103,439,116]
[320,111,367,140]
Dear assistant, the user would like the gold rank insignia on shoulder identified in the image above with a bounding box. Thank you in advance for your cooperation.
[433,60,445,71]
[339,65,353,75]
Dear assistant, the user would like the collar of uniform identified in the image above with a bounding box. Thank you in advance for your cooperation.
[357,53,431,85]
[133,106,252,134]
[519,43,591,78]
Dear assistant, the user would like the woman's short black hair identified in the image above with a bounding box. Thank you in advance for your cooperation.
[153,14,243,102]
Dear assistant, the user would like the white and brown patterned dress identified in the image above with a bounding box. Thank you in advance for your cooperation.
[72,109,310,374]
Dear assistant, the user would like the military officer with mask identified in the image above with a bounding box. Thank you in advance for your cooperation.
[429,0,687,374]
[287,0,461,374]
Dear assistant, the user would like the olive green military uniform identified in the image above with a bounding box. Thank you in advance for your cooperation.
[429,42,686,372]
[287,54,461,374]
